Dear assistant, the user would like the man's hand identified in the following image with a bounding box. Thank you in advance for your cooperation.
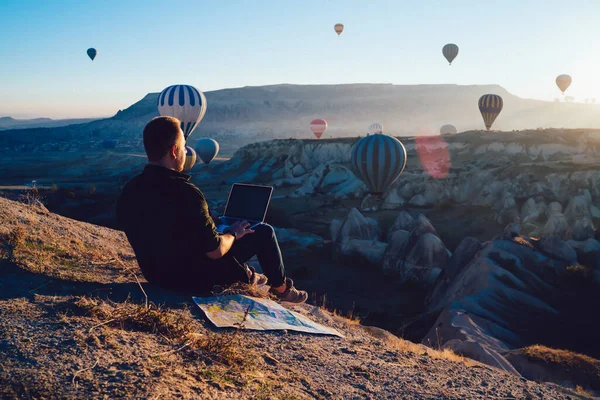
[229,220,254,240]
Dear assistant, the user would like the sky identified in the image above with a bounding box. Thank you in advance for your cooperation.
[1,0,599,118]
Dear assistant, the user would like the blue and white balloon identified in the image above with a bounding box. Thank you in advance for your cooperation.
[183,146,197,172]
[157,85,207,140]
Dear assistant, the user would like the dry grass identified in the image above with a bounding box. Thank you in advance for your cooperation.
[360,325,476,367]
[19,188,48,211]
[513,236,535,248]
[520,344,600,391]
[522,345,599,372]
[1,221,123,282]
[576,385,594,397]
[0,226,25,262]
[566,265,593,280]
[73,297,255,373]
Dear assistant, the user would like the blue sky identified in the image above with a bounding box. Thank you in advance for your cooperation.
[1,0,599,118]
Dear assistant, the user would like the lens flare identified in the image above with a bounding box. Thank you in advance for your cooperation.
[415,129,451,179]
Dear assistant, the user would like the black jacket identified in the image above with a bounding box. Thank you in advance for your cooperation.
[116,165,221,289]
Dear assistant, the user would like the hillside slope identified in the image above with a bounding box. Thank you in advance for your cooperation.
[0,197,589,399]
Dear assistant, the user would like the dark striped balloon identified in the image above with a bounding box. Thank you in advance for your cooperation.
[157,85,207,140]
[478,94,503,131]
[442,43,459,65]
[351,134,407,194]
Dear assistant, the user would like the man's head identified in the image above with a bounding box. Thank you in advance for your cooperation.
[143,116,186,172]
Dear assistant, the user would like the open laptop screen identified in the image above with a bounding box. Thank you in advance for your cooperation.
[224,184,273,222]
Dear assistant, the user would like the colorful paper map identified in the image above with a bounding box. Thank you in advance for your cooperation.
[192,294,343,337]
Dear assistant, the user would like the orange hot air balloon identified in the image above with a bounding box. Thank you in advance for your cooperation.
[310,119,328,139]
[334,23,344,36]
[556,74,572,94]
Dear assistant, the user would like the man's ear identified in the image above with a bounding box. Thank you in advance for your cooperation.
[169,144,178,158]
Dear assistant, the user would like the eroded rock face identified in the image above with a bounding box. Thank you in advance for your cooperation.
[424,231,600,386]
[381,230,410,273]
[542,211,571,239]
[571,217,595,241]
[423,309,520,375]
[402,233,450,284]
[521,198,547,224]
[331,208,384,265]
[333,208,380,244]
[332,209,452,285]
[339,239,387,265]
[427,237,482,310]
[413,213,441,239]
[387,211,416,241]
[360,194,382,212]
[538,236,577,265]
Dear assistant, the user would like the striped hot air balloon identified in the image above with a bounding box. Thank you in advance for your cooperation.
[334,23,344,36]
[440,124,457,135]
[87,48,97,61]
[310,119,328,139]
[442,44,459,65]
[158,85,207,140]
[556,74,572,94]
[368,122,383,134]
[195,138,220,165]
[183,146,196,172]
[351,134,407,194]
[478,94,503,131]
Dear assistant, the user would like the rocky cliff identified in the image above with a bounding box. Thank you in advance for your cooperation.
[207,129,600,241]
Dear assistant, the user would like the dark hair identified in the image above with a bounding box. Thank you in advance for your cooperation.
[143,116,181,162]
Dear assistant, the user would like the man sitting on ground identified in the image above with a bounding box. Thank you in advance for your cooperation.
[116,116,308,303]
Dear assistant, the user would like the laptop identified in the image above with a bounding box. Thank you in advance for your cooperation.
[215,183,273,233]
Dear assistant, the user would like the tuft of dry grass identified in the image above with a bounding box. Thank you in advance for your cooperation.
[513,236,534,248]
[566,265,593,280]
[73,297,255,373]
[0,226,26,262]
[519,344,600,391]
[19,188,46,211]
[212,282,274,300]
[575,385,594,397]
[521,345,600,372]
[360,325,476,367]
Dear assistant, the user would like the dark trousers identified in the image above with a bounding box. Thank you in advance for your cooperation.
[207,224,286,289]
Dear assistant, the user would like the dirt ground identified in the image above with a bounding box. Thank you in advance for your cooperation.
[0,196,594,399]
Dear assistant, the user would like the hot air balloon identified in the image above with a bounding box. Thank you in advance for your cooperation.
[310,119,328,139]
[442,44,459,65]
[87,48,97,61]
[158,85,207,140]
[195,138,220,165]
[334,23,344,36]
[440,124,457,135]
[368,122,383,135]
[183,146,196,172]
[478,94,503,131]
[556,74,572,94]
[351,134,407,194]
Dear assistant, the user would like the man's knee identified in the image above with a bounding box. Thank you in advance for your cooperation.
[255,223,275,238]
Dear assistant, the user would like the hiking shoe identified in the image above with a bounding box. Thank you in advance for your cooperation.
[270,278,308,304]
[248,266,269,286]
